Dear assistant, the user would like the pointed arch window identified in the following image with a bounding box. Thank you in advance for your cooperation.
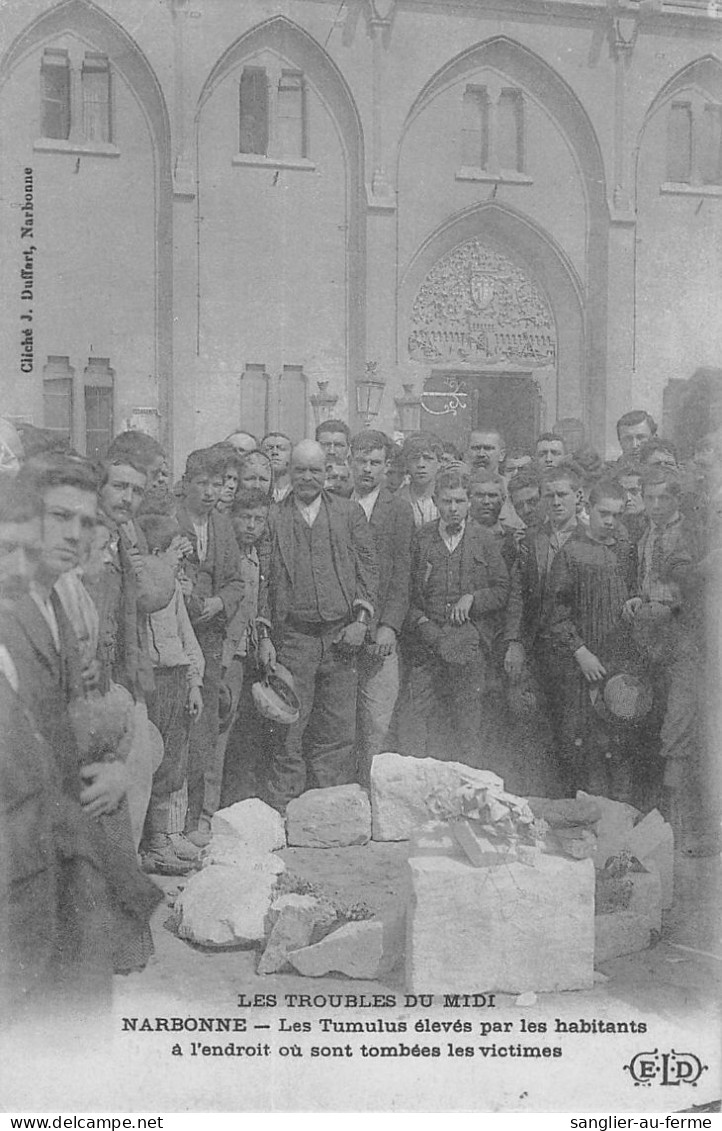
[37,43,117,156]
[664,93,722,192]
[234,57,313,171]
[457,80,530,185]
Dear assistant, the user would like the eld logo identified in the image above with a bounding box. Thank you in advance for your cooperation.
[624,1049,708,1087]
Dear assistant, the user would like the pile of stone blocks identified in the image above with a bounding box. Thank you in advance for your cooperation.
[170,757,675,985]
[259,894,404,980]
[172,798,287,947]
[369,752,504,841]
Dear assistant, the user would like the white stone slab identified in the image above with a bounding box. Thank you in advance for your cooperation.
[175,865,278,948]
[371,752,503,841]
[211,797,286,853]
[406,852,595,994]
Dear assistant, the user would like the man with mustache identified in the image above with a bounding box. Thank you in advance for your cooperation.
[257,439,378,810]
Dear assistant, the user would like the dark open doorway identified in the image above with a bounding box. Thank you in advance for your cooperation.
[420,369,542,454]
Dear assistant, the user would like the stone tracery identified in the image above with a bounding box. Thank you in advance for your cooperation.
[408,239,556,367]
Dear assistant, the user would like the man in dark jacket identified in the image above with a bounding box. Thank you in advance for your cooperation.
[258,439,378,810]
[349,430,414,781]
[403,467,509,769]
[0,464,159,1019]
[176,449,245,842]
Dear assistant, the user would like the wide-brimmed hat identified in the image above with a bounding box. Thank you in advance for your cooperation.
[601,672,654,723]
[252,663,301,725]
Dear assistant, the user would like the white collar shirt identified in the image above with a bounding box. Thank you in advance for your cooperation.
[439,518,466,555]
[352,484,382,521]
[295,494,323,527]
[192,520,209,562]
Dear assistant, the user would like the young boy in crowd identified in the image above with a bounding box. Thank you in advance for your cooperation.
[548,479,638,800]
[403,467,509,770]
[217,488,270,805]
[396,432,443,527]
[136,511,205,875]
[176,449,244,846]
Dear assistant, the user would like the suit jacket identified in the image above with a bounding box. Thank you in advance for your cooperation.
[637,513,700,603]
[176,506,245,639]
[0,593,85,801]
[365,486,414,636]
[258,491,378,638]
[408,518,510,653]
[0,670,113,1016]
[504,521,582,650]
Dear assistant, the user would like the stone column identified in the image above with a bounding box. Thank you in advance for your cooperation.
[604,3,642,454]
[363,0,398,434]
[170,0,197,465]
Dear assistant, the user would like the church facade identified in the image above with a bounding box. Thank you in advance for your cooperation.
[1,0,721,466]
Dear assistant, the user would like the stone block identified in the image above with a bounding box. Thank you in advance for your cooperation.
[623,810,674,909]
[594,869,662,962]
[406,852,595,994]
[265,893,338,942]
[211,798,286,853]
[201,836,286,872]
[286,784,371,848]
[258,897,333,975]
[288,914,404,980]
[371,752,503,841]
[175,865,278,948]
[577,792,639,870]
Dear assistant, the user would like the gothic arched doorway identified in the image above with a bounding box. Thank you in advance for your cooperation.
[408,238,555,451]
[399,202,585,454]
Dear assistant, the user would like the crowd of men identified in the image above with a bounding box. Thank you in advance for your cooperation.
[1,406,721,1020]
